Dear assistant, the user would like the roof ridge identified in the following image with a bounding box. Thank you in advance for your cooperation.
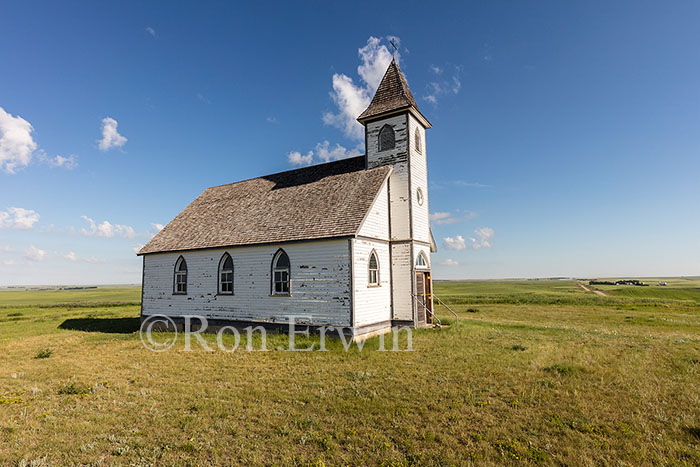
[206,155,367,190]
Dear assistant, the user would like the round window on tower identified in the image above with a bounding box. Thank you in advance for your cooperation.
[416,188,424,206]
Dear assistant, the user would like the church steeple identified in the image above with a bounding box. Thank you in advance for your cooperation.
[357,59,431,128]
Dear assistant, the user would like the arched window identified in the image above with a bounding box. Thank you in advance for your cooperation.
[272,249,290,295]
[415,128,422,153]
[368,251,380,286]
[174,256,187,294]
[378,124,395,151]
[218,253,233,294]
[416,252,429,268]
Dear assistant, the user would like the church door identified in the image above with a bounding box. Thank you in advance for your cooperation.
[415,272,427,325]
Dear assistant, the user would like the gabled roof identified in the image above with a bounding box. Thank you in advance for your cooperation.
[357,59,431,127]
[138,156,392,255]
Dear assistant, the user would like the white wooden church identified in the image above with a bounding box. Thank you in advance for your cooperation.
[138,59,437,339]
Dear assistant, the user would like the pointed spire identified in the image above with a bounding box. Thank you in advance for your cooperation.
[357,59,431,127]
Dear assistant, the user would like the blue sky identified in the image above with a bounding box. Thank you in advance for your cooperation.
[1,1,699,285]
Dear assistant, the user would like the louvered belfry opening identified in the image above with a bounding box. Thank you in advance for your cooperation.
[378,125,395,151]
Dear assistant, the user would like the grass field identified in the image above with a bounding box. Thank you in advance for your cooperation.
[1,281,699,465]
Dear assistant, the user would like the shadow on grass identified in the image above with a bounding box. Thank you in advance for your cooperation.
[58,317,141,334]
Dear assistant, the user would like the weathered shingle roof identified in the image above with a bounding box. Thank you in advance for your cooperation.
[357,59,430,126]
[138,156,391,255]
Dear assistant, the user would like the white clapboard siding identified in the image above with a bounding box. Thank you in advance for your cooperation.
[408,114,431,244]
[352,239,391,326]
[365,114,411,240]
[357,179,390,240]
[391,242,414,320]
[142,239,351,326]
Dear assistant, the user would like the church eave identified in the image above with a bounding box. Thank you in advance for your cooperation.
[357,106,432,129]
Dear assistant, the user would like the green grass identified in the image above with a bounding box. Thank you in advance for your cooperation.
[0,285,140,307]
[1,280,699,465]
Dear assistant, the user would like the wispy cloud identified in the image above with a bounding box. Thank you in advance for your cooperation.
[24,245,46,262]
[97,117,127,151]
[46,154,78,169]
[63,251,105,263]
[424,65,462,105]
[0,106,38,173]
[440,258,459,266]
[469,227,494,249]
[430,210,477,225]
[196,93,211,104]
[80,215,136,239]
[133,243,144,254]
[0,244,14,252]
[430,180,491,190]
[0,207,40,230]
[266,116,278,124]
[322,36,398,141]
[151,223,164,232]
[145,27,156,37]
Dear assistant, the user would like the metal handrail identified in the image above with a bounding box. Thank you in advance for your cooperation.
[412,293,442,327]
[432,294,459,324]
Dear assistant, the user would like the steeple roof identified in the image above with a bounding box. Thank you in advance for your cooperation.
[357,59,431,127]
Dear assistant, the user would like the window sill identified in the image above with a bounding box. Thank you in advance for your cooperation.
[172,293,187,296]
[216,293,235,297]
[367,284,381,288]
[270,293,291,297]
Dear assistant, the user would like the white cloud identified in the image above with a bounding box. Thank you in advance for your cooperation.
[196,93,211,104]
[266,116,278,124]
[440,258,459,266]
[0,244,14,252]
[451,76,461,94]
[63,251,104,263]
[24,245,46,262]
[424,65,462,105]
[3,258,15,265]
[443,235,467,251]
[0,106,38,173]
[443,228,495,251]
[80,215,136,239]
[146,27,156,37]
[322,36,398,141]
[133,243,144,254]
[47,154,78,169]
[0,207,40,230]
[151,223,164,232]
[469,227,494,249]
[315,141,362,163]
[98,117,127,151]
[287,141,362,167]
[288,150,314,167]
